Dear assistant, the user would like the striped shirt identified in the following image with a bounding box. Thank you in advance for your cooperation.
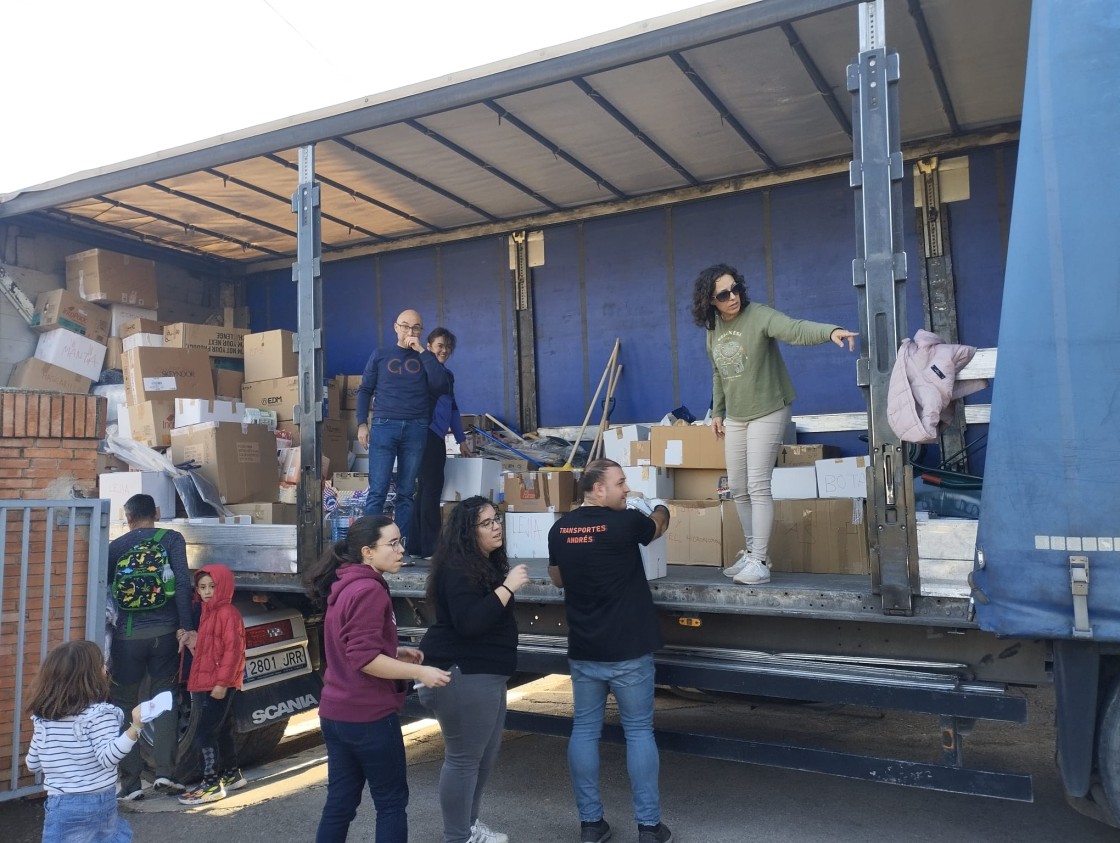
[25,703,137,795]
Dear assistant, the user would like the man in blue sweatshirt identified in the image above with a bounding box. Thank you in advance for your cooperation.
[356,309,448,562]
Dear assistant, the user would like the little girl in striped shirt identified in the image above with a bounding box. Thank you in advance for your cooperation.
[26,639,143,843]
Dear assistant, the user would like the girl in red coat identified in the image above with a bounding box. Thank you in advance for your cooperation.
[179,564,246,805]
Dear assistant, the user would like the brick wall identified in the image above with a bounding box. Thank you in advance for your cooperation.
[0,389,106,794]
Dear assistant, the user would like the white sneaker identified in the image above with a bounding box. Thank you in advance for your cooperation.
[723,549,752,578]
[733,556,771,585]
[471,820,509,843]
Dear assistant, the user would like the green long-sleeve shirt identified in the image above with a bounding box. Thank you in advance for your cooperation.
[706,303,839,422]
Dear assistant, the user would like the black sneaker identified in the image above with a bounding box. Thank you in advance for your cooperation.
[638,822,672,843]
[580,818,611,843]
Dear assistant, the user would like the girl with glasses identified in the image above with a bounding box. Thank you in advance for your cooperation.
[691,263,858,587]
[417,496,529,843]
[306,515,451,843]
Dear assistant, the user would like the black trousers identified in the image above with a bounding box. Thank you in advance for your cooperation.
[413,430,447,558]
[193,690,238,781]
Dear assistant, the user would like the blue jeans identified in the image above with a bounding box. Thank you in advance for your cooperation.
[567,653,660,826]
[42,787,131,843]
[365,418,428,551]
[316,714,409,843]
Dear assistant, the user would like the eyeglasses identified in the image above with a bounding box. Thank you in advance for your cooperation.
[396,322,424,334]
[373,538,406,551]
[714,282,745,303]
[476,517,503,530]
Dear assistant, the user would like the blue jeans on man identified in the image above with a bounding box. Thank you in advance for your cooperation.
[364,418,428,551]
[316,714,409,843]
[567,653,661,827]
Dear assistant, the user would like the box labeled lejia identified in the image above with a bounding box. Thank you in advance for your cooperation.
[99,471,176,523]
[603,424,649,466]
[816,456,869,499]
[665,500,723,566]
[7,357,91,394]
[31,289,110,344]
[503,470,577,513]
[66,248,158,308]
[442,457,503,502]
[505,511,560,559]
[170,421,280,504]
[34,329,106,381]
[122,347,215,404]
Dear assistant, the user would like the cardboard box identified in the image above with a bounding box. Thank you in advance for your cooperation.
[603,424,649,466]
[338,374,364,410]
[772,466,819,500]
[66,248,158,308]
[30,289,110,343]
[672,468,728,501]
[630,441,652,465]
[163,323,249,358]
[99,471,176,523]
[225,502,297,524]
[770,498,869,574]
[665,500,724,566]
[96,452,130,474]
[243,330,297,382]
[242,376,300,422]
[498,457,531,473]
[650,425,726,469]
[816,456,869,499]
[279,448,331,485]
[175,397,247,428]
[109,304,159,336]
[126,400,176,447]
[641,535,668,580]
[122,347,215,405]
[503,470,578,513]
[622,465,674,500]
[280,418,348,479]
[326,378,343,416]
[7,357,91,394]
[332,472,369,492]
[119,317,167,340]
[505,511,560,559]
[338,409,360,440]
[104,337,123,371]
[778,444,841,467]
[34,329,106,381]
[121,332,164,352]
[442,457,504,502]
[169,421,280,504]
[214,366,244,399]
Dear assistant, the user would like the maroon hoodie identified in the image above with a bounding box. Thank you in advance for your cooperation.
[187,564,246,693]
[319,563,406,722]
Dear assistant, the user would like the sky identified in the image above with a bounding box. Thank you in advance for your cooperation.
[2,0,724,194]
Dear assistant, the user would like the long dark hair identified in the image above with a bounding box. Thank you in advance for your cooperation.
[691,263,749,330]
[27,639,110,720]
[305,515,395,608]
[425,496,508,605]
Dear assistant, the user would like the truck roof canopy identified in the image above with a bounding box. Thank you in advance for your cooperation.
[0,0,1027,274]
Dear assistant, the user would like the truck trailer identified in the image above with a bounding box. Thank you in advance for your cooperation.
[2,0,1118,825]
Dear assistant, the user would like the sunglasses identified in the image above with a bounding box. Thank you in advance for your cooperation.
[714,282,745,303]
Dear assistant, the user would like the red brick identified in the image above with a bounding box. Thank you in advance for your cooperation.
[0,458,32,469]
[12,393,27,437]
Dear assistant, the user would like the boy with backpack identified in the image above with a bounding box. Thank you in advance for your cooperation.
[108,493,195,800]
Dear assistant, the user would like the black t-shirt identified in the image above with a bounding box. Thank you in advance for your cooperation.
[547,505,662,662]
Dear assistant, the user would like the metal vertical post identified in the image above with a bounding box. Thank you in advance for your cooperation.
[511,231,539,433]
[848,1,918,614]
[293,145,324,567]
[915,157,969,473]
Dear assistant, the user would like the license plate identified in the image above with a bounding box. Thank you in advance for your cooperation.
[242,645,310,687]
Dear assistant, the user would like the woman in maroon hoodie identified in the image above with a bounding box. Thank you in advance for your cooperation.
[306,515,450,843]
[179,564,246,805]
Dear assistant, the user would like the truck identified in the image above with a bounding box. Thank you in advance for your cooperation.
[2,0,1118,825]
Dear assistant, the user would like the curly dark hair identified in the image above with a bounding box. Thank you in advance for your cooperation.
[425,496,508,605]
[691,263,749,330]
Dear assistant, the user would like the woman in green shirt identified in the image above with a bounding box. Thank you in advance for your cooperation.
[692,264,857,585]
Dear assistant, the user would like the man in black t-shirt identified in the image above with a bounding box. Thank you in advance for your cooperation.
[548,459,673,843]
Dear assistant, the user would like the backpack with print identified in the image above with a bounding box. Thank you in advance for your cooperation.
[111,529,176,629]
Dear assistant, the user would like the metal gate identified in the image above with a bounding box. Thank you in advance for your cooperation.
[0,499,110,801]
